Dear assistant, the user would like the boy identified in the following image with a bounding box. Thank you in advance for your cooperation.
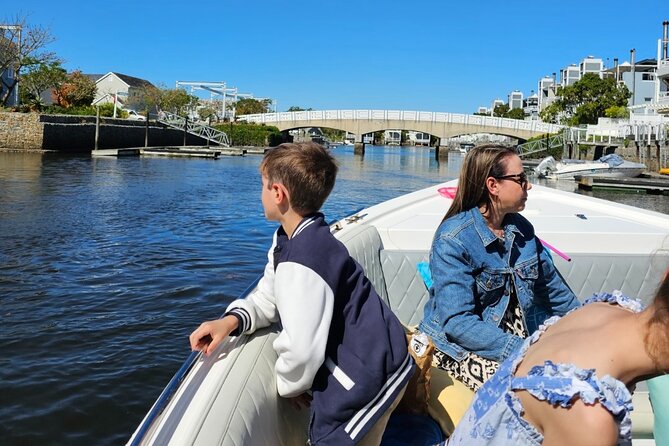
[189,142,414,445]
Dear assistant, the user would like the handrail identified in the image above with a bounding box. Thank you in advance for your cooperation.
[237,109,565,135]
[158,111,231,147]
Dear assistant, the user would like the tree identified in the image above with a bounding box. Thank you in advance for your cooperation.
[19,58,66,106]
[125,84,162,113]
[236,98,272,115]
[539,73,630,125]
[52,70,96,107]
[160,88,197,115]
[493,103,510,117]
[604,105,629,119]
[507,108,526,120]
[0,15,59,105]
[287,106,313,111]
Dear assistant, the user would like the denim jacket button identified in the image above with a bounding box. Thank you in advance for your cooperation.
[486,280,492,287]
[504,289,509,296]
[493,315,500,321]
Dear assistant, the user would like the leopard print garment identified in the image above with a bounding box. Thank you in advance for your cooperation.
[433,290,528,392]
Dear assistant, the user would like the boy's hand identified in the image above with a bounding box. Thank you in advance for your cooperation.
[287,392,312,410]
[189,315,239,356]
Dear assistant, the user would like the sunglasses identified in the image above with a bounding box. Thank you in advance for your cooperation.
[494,172,529,189]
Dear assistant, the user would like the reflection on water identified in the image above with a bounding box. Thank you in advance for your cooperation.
[0,146,666,446]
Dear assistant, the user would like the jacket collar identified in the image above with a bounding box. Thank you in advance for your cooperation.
[469,207,524,247]
[278,213,323,239]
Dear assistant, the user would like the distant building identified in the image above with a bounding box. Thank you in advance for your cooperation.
[476,106,490,115]
[91,72,155,109]
[579,55,604,79]
[0,34,18,106]
[524,93,540,120]
[560,64,580,87]
[508,90,523,110]
[537,75,556,110]
[603,59,658,107]
[407,131,431,146]
[491,99,504,113]
[384,130,401,145]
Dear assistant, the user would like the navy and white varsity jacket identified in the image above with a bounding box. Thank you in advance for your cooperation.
[225,213,414,445]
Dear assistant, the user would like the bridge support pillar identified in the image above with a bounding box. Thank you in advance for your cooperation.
[354,133,365,155]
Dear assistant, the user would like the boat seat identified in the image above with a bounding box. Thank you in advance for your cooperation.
[379,250,429,327]
[337,224,390,305]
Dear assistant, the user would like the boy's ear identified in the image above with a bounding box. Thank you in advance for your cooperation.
[272,182,290,204]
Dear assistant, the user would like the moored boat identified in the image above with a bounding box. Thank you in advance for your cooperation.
[128,180,669,446]
[536,154,646,180]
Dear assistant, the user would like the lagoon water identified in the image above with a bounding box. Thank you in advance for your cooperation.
[0,146,667,445]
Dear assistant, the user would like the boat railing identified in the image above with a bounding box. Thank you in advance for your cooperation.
[127,276,262,446]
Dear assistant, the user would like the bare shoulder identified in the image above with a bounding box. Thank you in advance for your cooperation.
[541,398,618,446]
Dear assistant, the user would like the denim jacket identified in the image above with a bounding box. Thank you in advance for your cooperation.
[419,208,580,363]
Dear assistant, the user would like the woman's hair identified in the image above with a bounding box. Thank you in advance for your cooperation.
[644,270,669,370]
[442,144,518,222]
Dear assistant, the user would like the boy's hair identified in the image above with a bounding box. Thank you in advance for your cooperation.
[260,142,338,215]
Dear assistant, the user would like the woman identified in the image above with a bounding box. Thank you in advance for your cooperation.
[446,272,669,445]
[419,145,580,392]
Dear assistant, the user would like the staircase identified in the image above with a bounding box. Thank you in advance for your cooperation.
[157,111,230,147]
[516,132,565,158]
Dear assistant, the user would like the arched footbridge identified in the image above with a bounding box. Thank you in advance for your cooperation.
[237,109,564,142]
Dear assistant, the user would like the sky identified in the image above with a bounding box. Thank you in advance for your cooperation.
[8,1,669,113]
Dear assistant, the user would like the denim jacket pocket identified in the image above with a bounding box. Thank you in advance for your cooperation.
[475,270,506,306]
[514,261,539,295]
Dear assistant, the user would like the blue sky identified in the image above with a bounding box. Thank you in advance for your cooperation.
[10,1,669,113]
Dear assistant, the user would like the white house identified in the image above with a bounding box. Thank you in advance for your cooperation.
[91,72,155,109]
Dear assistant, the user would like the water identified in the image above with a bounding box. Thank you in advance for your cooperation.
[0,146,666,445]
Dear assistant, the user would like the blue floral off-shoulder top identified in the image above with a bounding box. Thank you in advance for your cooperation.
[445,291,643,446]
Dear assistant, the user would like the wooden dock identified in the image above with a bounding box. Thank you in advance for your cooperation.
[92,146,247,158]
[575,175,669,194]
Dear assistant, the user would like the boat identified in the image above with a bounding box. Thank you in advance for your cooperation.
[128,180,669,446]
[535,154,646,180]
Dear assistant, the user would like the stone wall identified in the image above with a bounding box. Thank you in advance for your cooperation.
[0,112,210,152]
[0,112,43,150]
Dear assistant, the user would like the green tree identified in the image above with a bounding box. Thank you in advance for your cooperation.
[539,73,630,125]
[160,88,197,115]
[604,105,629,119]
[493,103,510,117]
[287,106,313,111]
[0,15,59,105]
[507,108,526,120]
[18,58,66,108]
[236,98,272,115]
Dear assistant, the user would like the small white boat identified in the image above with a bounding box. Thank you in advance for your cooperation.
[128,181,669,446]
[536,154,646,180]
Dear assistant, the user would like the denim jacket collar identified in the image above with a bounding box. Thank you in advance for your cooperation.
[470,208,525,248]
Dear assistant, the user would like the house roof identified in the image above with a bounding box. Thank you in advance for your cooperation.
[92,72,155,89]
[112,72,154,88]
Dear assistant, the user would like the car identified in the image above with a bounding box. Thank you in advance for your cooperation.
[126,109,146,121]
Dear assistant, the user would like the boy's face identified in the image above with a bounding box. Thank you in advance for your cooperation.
[261,174,280,221]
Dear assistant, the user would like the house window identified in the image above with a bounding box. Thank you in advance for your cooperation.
[645,97,652,102]
[642,73,654,81]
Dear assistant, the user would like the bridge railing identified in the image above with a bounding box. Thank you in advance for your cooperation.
[238,110,564,134]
